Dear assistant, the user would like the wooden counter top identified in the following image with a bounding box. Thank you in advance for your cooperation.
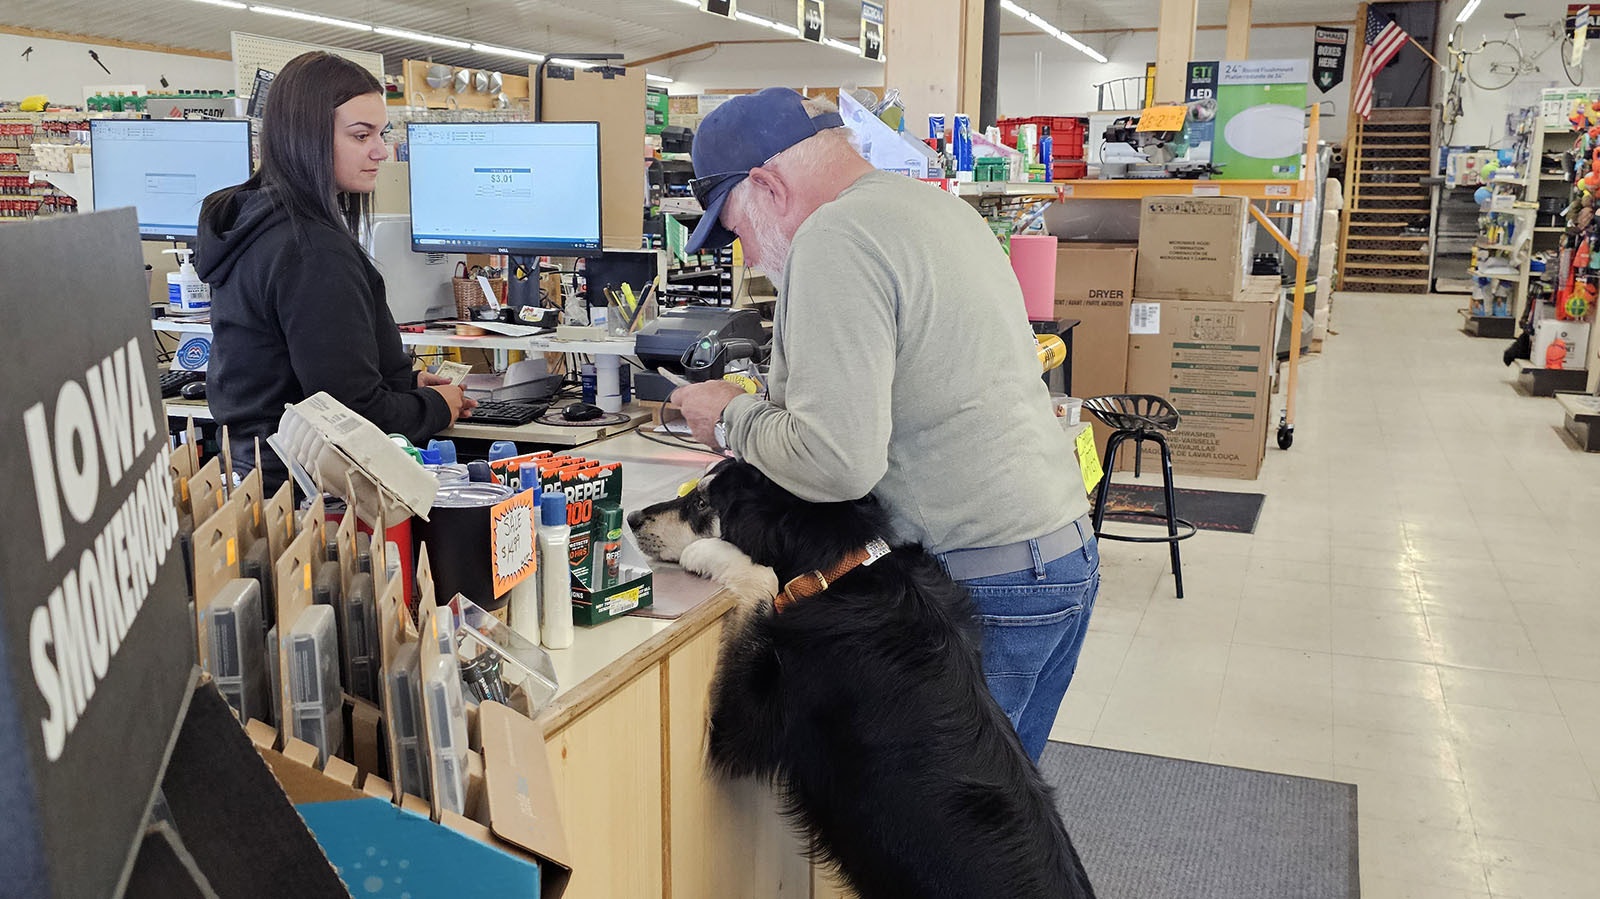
[531,429,735,737]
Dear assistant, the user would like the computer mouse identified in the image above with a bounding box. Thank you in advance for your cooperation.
[562,401,604,422]
[180,380,207,400]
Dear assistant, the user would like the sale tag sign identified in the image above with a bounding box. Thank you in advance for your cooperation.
[490,490,537,598]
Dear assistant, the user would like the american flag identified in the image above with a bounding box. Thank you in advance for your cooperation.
[1353,10,1409,119]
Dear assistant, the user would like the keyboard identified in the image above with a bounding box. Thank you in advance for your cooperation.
[468,400,548,427]
[160,369,205,398]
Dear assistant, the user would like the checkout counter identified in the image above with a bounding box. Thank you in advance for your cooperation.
[525,430,844,899]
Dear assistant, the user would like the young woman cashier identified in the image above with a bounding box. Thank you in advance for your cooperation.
[196,51,473,493]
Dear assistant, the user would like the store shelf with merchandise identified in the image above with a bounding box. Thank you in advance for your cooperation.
[1528,102,1600,400]
[1462,106,1543,340]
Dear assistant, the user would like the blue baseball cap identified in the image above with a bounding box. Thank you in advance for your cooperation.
[685,87,844,253]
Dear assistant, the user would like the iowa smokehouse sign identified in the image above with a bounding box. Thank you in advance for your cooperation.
[0,210,195,899]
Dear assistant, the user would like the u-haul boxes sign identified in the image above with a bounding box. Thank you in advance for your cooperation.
[0,210,196,899]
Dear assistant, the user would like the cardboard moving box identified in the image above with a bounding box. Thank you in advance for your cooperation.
[1054,242,1137,457]
[1125,290,1278,480]
[1135,196,1252,302]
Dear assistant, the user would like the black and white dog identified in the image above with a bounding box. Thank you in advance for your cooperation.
[629,460,1096,899]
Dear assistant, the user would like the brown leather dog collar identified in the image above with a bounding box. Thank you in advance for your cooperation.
[774,537,892,613]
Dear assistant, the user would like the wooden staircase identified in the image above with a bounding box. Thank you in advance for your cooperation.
[1338,107,1434,294]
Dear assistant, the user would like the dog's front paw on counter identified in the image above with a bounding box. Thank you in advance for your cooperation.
[680,537,779,602]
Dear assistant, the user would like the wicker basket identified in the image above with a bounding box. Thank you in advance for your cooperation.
[452,261,508,320]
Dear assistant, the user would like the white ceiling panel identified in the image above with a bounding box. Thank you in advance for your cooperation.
[4,0,872,74]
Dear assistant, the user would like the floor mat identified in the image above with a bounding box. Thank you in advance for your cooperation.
[1039,741,1359,899]
[1099,483,1266,533]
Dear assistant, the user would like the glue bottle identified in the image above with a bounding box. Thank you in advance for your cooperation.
[538,492,574,649]
[508,483,542,647]
[163,248,211,313]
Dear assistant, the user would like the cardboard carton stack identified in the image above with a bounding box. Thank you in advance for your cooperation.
[1125,196,1277,480]
[1052,242,1138,460]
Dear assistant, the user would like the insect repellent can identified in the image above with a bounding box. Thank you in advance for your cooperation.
[593,502,624,591]
[952,114,974,173]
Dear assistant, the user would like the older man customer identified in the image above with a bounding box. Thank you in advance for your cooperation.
[671,88,1098,762]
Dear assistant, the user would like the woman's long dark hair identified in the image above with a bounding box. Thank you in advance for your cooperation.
[200,52,381,243]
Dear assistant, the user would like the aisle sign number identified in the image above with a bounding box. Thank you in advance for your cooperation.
[861,2,884,60]
[799,0,825,43]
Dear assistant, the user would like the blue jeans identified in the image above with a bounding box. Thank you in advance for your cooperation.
[956,526,1099,762]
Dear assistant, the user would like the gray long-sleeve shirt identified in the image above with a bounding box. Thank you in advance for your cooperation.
[722,171,1090,555]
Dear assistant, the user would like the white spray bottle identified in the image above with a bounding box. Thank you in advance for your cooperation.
[538,491,574,650]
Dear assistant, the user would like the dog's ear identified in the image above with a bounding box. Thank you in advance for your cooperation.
[704,462,885,574]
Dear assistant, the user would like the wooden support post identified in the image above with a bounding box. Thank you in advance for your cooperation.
[885,0,986,127]
[1225,0,1252,59]
[1155,0,1199,102]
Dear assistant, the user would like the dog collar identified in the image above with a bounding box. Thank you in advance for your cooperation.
[774,537,892,613]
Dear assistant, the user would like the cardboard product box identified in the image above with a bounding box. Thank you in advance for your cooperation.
[1125,293,1277,480]
[1053,242,1137,457]
[1212,59,1309,180]
[489,454,655,626]
[1135,196,1252,302]
[1533,320,1591,370]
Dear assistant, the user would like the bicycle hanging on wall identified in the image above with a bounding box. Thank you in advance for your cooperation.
[1464,12,1584,91]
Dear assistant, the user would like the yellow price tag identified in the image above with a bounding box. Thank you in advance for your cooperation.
[226,538,237,567]
[1075,426,1104,495]
[303,563,312,591]
[1137,104,1189,132]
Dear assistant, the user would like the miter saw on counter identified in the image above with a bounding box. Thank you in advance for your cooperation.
[1099,98,1220,179]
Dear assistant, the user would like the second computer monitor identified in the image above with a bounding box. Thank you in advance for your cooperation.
[407,121,602,256]
[90,118,253,242]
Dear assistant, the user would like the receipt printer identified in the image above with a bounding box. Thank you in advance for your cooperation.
[633,307,767,401]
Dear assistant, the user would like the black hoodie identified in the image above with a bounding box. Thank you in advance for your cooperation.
[195,188,449,491]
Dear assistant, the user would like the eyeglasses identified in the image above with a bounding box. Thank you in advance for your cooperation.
[688,170,750,209]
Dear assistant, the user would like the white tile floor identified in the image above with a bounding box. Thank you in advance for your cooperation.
[1049,292,1600,899]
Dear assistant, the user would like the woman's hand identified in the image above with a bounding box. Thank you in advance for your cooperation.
[428,385,477,423]
[417,370,453,388]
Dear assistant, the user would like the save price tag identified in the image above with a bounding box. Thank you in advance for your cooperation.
[1075,425,1104,495]
[490,490,537,598]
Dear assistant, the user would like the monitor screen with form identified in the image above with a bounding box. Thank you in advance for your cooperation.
[406,121,602,256]
[89,119,253,241]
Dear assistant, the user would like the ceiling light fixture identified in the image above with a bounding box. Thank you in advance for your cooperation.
[1455,0,1482,24]
[187,0,247,9]
[736,10,801,36]
[646,73,674,83]
[470,43,545,62]
[249,4,372,31]
[374,27,471,49]
[999,0,1107,63]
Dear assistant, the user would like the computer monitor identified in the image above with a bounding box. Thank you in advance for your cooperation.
[364,214,460,323]
[406,121,602,256]
[89,119,252,242]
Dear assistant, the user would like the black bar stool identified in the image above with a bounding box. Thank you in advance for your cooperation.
[1084,395,1198,598]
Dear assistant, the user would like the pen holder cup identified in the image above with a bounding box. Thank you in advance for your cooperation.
[608,293,658,336]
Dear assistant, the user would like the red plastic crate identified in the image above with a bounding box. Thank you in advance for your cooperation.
[1053,161,1088,181]
[996,116,1087,158]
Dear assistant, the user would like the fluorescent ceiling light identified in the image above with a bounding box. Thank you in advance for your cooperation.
[737,10,801,36]
[646,73,674,84]
[822,36,859,54]
[249,4,372,31]
[186,0,247,9]
[471,43,544,62]
[1455,0,1482,24]
[999,0,1106,63]
[374,26,470,49]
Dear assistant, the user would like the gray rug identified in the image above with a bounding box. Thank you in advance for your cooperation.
[1040,741,1359,899]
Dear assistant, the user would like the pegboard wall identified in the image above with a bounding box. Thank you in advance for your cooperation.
[230,32,384,99]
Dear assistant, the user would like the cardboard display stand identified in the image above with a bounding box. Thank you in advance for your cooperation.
[0,210,199,899]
